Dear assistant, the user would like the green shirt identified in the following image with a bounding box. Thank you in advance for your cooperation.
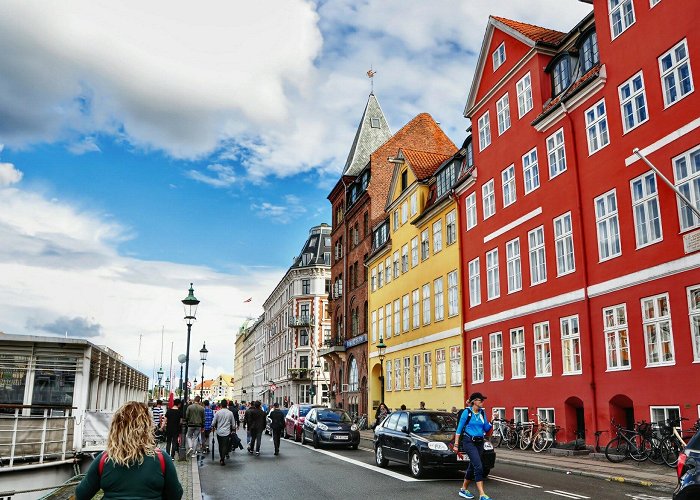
[185,403,205,426]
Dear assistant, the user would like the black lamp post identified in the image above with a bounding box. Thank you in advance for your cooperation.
[199,342,208,400]
[179,283,200,460]
[165,377,170,395]
[377,336,386,404]
[157,367,164,399]
[177,354,186,397]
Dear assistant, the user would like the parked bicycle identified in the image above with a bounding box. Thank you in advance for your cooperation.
[532,420,560,453]
[490,417,510,448]
[657,417,699,467]
[604,419,649,463]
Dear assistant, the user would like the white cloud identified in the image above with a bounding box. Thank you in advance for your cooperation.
[185,164,236,188]
[250,194,308,224]
[0,162,22,186]
[67,136,101,155]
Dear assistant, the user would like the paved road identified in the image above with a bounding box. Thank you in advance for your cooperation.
[199,429,673,500]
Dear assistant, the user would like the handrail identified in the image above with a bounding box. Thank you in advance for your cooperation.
[0,408,75,468]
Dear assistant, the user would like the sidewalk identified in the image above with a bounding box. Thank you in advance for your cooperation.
[170,450,202,500]
[358,430,677,492]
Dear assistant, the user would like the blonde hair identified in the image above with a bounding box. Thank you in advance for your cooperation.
[105,401,156,467]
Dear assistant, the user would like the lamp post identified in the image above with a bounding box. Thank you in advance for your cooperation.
[199,342,208,400]
[377,336,386,404]
[311,360,321,404]
[157,367,164,399]
[179,283,200,460]
[177,354,186,397]
[165,377,170,395]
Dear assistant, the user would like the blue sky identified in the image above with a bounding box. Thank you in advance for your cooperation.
[0,0,592,383]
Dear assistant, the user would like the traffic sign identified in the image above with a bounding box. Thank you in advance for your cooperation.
[187,381,192,388]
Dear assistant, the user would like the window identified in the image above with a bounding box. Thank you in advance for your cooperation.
[651,406,681,427]
[402,295,409,332]
[553,57,571,95]
[450,346,461,386]
[514,407,529,424]
[674,146,700,231]
[502,165,516,207]
[371,268,377,292]
[411,237,419,267]
[619,72,648,132]
[412,289,420,329]
[434,277,444,321]
[394,359,401,390]
[466,193,478,230]
[609,0,635,38]
[385,257,391,285]
[554,212,575,276]
[580,31,599,72]
[421,229,430,260]
[506,238,522,293]
[522,148,540,194]
[496,93,511,135]
[529,226,547,285]
[300,328,309,346]
[371,310,377,342]
[377,263,384,288]
[631,171,663,247]
[595,190,622,261]
[448,271,459,317]
[437,162,457,198]
[561,315,582,375]
[401,202,408,224]
[401,170,408,192]
[510,327,526,379]
[422,283,431,325]
[486,248,500,300]
[446,210,456,245]
[471,340,483,384]
[413,354,421,389]
[393,251,400,279]
[371,117,381,128]
[604,304,631,370]
[547,129,567,178]
[393,210,399,230]
[386,359,392,392]
[650,0,661,6]
[385,303,392,338]
[349,358,359,391]
[423,352,432,388]
[478,112,491,151]
[489,332,504,381]
[468,258,481,307]
[516,72,533,118]
[378,308,384,340]
[401,244,409,273]
[483,179,496,219]
[689,286,700,362]
[433,220,443,253]
[492,42,506,70]
[642,293,675,366]
[534,322,551,377]
[410,192,418,216]
[435,348,447,386]
[538,408,556,426]
[404,357,411,390]
[302,279,310,294]
[585,99,610,154]
[394,299,400,337]
[659,39,694,107]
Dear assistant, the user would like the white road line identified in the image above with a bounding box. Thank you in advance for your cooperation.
[545,491,585,499]
[552,491,590,499]
[490,474,542,489]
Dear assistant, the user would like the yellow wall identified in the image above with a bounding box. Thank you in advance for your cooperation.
[368,163,464,412]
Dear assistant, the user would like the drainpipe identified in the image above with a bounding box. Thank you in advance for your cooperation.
[450,181,469,405]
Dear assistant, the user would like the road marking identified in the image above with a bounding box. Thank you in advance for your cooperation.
[551,490,590,499]
[490,475,542,489]
[545,491,589,499]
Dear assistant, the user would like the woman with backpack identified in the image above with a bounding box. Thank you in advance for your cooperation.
[453,392,493,500]
[75,401,183,499]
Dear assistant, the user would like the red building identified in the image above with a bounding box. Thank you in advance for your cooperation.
[458,0,700,443]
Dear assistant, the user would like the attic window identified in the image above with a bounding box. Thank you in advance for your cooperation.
[370,118,381,128]
[401,170,408,191]
[492,42,506,71]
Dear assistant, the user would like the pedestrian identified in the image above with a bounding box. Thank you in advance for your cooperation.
[400,404,407,410]
[419,401,426,410]
[375,402,389,428]
[268,402,285,456]
[203,400,214,453]
[75,401,183,500]
[151,399,164,433]
[247,401,267,456]
[185,395,205,457]
[230,400,241,429]
[451,406,459,414]
[243,403,253,445]
[211,399,235,466]
[453,392,493,500]
[162,398,183,458]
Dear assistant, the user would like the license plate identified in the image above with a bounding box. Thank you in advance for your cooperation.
[333,435,349,440]
[483,442,494,451]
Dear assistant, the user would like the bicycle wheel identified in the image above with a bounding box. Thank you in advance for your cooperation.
[490,432,503,448]
[519,431,532,450]
[647,436,665,465]
[605,437,628,463]
[532,430,548,453]
[661,437,681,467]
[506,428,518,450]
[629,435,650,462]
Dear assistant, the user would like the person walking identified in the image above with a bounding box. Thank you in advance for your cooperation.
[75,401,183,500]
[268,402,285,456]
[163,398,183,458]
[230,400,241,429]
[243,403,253,445]
[211,399,235,465]
[247,401,267,456]
[453,392,493,500]
[203,400,214,453]
[374,402,389,428]
[151,399,164,434]
[185,395,205,457]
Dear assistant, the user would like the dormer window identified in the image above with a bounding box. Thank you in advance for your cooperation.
[553,57,572,96]
[580,30,599,72]
[492,42,506,71]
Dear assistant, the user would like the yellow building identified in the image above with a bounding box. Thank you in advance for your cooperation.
[368,143,470,411]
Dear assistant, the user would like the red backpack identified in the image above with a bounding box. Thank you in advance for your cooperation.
[98,448,165,477]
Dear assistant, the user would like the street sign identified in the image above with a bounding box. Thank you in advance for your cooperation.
[270,384,277,392]
[187,381,192,388]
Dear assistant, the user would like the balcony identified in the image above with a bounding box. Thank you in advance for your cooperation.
[288,368,310,380]
[320,335,346,359]
[289,315,314,328]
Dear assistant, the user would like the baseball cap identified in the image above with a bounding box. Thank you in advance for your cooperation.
[468,392,487,402]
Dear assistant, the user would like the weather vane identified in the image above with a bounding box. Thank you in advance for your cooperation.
[367,66,377,94]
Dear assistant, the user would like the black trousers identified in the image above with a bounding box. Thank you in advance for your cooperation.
[249,429,263,452]
[216,434,230,461]
[165,432,179,457]
[272,428,282,452]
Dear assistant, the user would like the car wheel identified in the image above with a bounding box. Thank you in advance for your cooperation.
[375,444,388,467]
[409,450,425,478]
[313,433,319,449]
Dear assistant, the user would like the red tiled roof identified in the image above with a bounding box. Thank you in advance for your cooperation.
[492,16,566,45]
[402,148,455,181]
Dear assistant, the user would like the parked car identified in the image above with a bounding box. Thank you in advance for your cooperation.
[284,404,324,441]
[373,410,496,479]
[265,407,289,435]
[301,407,360,449]
[674,428,700,499]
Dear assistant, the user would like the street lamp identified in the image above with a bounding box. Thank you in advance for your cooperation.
[177,354,187,397]
[199,342,208,400]
[157,367,164,399]
[377,336,386,403]
[165,377,170,395]
[312,360,321,404]
[179,283,200,460]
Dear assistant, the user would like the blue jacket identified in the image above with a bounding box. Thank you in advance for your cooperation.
[456,408,492,438]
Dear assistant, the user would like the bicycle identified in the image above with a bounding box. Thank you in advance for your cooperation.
[658,417,695,467]
[357,414,368,431]
[490,418,509,448]
[532,421,559,453]
[604,419,649,463]
[518,420,537,450]
[593,429,608,453]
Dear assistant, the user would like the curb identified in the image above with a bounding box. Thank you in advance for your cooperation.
[191,457,202,500]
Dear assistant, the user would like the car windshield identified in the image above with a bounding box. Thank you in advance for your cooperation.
[299,407,312,417]
[410,413,457,433]
[317,409,351,423]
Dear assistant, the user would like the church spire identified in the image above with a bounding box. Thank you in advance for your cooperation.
[342,92,391,176]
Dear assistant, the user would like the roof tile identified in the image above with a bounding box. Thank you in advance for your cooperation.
[402,148,455,181]
[492,16,566,45]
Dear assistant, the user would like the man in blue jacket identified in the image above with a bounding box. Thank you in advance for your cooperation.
[454,392,493,500]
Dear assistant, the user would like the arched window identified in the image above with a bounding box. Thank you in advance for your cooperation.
[579,30,599,72]
[553,57,572,96]
[348,357,359,392]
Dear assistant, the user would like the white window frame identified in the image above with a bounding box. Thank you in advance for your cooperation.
[371,268,377,292]
[434,277,444,321]
[371,310,377,342]
[423,351,432,388]
[394,299,400,337]
[385,303,392,339]
[466,192,478,230]
[385,257,391,285]
[510,327,526,379]
[619,71,649,133]
[378,307,384,341]
[401,202,408,224]
[401,244,409,273]
[595,189,622,261]
[386,358,392,392]
[404,356,411,390]
[411,237,419,267]
[546,128,567,179]
[651,406,681,427]
[446,210,457,246]
[496,93,511,135]
[394,359,402,391]
[561,315,582,375]
[659,39,694,108]
[478,111,491,151]
[468,257,481,307]
[631,171,663,248]
[486,248,500,300]
[585,99,610,155]
[489,332,504,381]
[482,179,496,219]
[522,147,540,194]
[436,348,447,387]
[410,192,418,216]
[377,262,384,288]
[412,289,420,329]
[421,229,430,261]
[688,285,700,362]
[433,220,443,254]
[502,164,516,207]
[673,145,700,232]
[537,408,556,426]
[402,295,409,333]
[603,304,631,371]
[393,251,400,279]
[516,72,533,118]
[492,42,506,71]
[641,293,675,366]
[450,345,461,386]
[609,0,635,39]
[448,270,459,317]
[528,226,547,285]
[554,212,575,276]
[506,238,522,293]
[514,407,529,424]
[422,283,431,325]
[471,339,484,384]
[413,353,421,389]
[534,322,552,377]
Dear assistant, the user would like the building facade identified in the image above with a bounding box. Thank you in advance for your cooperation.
[459,1,700,443]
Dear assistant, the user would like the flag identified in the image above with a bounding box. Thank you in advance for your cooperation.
[243,297,252,303]
[367,69,376,78]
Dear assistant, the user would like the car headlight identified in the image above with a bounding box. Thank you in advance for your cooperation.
[351,424,358,431]
[427,441,449,451]
[317,423,328,431]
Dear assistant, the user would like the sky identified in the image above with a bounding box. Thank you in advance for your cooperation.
[0,0,592,389]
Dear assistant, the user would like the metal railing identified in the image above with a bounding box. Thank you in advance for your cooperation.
[289,315,314,327]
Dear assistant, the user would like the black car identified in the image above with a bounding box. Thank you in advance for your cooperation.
[373,410,496,479]
[674,429,700,499]
[301,407,360,449]
[265,408,289,435]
